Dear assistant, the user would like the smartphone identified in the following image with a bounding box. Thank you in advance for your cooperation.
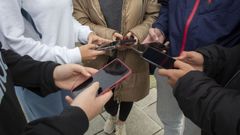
[72,59,132,96]
[96,38,136,51]
[142,47,175,69]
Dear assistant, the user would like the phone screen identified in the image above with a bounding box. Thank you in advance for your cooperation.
[72,59,131,96]
[142,47,175,69]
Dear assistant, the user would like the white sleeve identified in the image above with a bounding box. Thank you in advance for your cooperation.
[0,0,82,64]
[72,17,92,44]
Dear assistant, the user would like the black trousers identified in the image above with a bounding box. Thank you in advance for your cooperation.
[104,94,133,121]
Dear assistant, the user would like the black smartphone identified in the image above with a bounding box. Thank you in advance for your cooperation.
[96,38,136,51]
[72,59,132,96]
[142,47,175,69]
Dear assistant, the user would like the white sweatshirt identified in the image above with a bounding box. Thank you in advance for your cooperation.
[0,0,92,64]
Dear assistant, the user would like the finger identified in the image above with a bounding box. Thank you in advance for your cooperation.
[86,44,98,49]
[149,29,158,41]
[96,90,113,105]
[142,35,151,44]
[158,68,171,77]
[126,32,132,38]
[115,33,123,40]
[65,96,73,105]
[177,51,188,60]
[85,67,98,75]
[92,50,106,56]
[100,39,112,44]
[174,60,190,69]
[88,82,100,95]
[88,37,93,44]
[73,65,91,77]
[112,36,117,41]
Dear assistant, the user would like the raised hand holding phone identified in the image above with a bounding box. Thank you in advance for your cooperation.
[67,82,113,120]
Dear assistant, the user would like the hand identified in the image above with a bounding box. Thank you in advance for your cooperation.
[79,44,105,60]
[126,32,138,44]
[177,51,204,71]
[53,64,98,90]
[158,60,196,87]
[66,82,113,120]
[88,32,111,45]
[142,28,165,44]
[112,32,123,41]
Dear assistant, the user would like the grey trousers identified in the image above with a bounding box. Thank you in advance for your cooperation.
[154,70,201,135]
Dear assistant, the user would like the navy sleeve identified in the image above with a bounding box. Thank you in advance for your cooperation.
[152,0,169,36]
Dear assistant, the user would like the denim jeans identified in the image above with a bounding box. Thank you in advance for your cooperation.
[15,86,69,122]
[154,70,201,135]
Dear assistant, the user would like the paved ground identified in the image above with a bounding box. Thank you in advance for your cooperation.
[85,76,164,135]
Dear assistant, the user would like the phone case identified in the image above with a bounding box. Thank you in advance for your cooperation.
[72,58,132,96]
[98,58,132,95]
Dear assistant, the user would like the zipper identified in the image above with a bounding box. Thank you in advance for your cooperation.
[179,0,200,55]
[224,70,240,88]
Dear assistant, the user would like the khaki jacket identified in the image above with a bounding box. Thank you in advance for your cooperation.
[73,0,160,101]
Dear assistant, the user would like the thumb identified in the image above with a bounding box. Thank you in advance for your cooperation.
[149,30,158,40]
[126,32,132,38]
[174,60,189,69]
[86,44,97,49]
[65,96,73,105]
[85,67,98,75]
[158,68,171,77]
[177,51,188,60]
[96,90,113,105]
[88,82,100,95]
[73,65,91,77]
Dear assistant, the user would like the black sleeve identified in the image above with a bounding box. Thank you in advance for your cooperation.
[196,44,240,85]
[23,106,89,135]
[1,49,60,96]
[174,71,240,135]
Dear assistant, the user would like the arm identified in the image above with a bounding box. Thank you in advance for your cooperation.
[73,0,116,39]
[2,49,59,96]
[129,0,160,42]
[152,0,169,36]
[72,18,92,44]
[0,0,81,64]
[174,71,240,135]
[196,44,240,84]
[71,5,92,44]
[24,107,89,135]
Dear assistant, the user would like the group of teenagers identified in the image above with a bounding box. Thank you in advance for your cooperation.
[0,0,240,135]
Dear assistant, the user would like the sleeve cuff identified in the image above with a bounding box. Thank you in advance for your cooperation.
[78,26,92,44]
[44,62,60,93]
[67,47,82,64]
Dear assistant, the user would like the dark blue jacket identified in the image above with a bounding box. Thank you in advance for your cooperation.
[153,0,240,56]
